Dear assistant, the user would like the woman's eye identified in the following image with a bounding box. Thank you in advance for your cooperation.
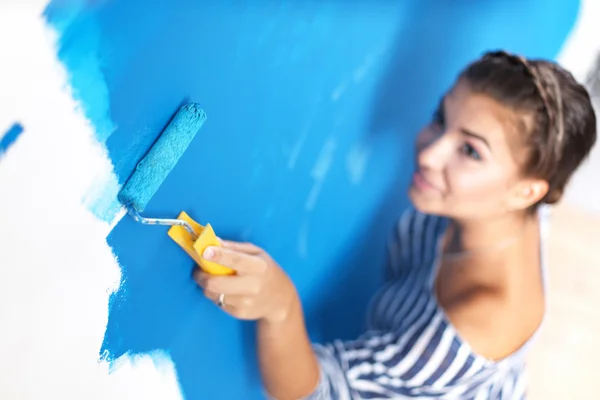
[461,143,481,160]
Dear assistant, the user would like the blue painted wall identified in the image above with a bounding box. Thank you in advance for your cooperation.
[45,1,578,398]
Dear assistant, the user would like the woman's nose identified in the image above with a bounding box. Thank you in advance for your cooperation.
[417,129,452,170]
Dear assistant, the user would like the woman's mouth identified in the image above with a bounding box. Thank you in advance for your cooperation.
[412,171,442,193]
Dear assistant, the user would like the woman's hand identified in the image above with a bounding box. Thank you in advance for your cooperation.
[193,240,298,324]
[196,240,321,399]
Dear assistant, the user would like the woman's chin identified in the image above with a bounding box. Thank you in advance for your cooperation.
[408,186,444,215]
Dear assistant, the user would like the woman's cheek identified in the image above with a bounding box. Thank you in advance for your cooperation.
[452,168,509,207]
[447,167,490,199]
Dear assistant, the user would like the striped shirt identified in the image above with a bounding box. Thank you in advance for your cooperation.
[306,207,550,400]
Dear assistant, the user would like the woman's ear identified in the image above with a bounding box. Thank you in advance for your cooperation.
[507,179,549,210]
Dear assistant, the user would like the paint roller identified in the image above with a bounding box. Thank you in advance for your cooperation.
[117,103,234,275]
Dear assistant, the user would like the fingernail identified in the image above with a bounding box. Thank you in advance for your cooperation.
[203,247,215,260]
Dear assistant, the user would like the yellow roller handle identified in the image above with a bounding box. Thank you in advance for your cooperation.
[167,211,235,276]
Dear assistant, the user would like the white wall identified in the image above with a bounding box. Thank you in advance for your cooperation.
[558,0,600,215]
[0,2,181,399]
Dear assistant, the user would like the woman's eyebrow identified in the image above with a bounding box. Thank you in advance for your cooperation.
[460,128,491,151]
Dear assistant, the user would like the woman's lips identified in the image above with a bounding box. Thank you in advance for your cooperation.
[412,171,441,193]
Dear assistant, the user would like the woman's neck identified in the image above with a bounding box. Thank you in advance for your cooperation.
[445,211,536,255]
[440,211,542,293]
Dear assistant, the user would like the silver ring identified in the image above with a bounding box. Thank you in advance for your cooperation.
[216,293,225,308]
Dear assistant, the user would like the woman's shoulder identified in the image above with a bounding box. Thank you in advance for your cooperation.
[443,283,544,362]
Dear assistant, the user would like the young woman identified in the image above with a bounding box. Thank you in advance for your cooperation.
[194,51,597,399]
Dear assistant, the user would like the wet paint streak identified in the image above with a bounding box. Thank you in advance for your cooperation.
[346,142,372,186]
[44,2,119,221]
[0,123,24,155]
[45,3,115,144]
[44,0,580,399]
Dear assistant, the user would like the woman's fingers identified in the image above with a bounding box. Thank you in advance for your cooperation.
[221,240,263,255]
[201,288,258,320]
[193,239,296,322]
[202,246,266,275]
[201,287,219,302]
[193,270,260,295]
[194,269,263,320]
[202,290,254,308]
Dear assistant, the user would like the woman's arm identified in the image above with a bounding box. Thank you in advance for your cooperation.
[194,240,322,399]
[195,235,472,400]
[194,239,405,399]
[257,296,320,400]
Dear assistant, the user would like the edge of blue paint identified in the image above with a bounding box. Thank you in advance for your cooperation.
[0,123,24,155]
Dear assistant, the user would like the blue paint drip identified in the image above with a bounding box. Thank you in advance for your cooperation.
[0,123,24,155]
[45,0,580,399]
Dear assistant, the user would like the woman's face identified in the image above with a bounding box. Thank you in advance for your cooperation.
[409,79,543,219]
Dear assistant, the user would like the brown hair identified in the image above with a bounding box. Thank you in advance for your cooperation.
[460,50,597,207]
